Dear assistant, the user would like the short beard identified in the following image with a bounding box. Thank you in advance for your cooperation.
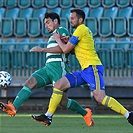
[71,23,79,28]
[71,25,76,28]
[47,29,53,33]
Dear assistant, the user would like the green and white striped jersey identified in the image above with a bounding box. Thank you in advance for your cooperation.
[46,27,69,63]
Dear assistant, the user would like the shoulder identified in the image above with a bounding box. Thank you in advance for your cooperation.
[77,24,88,32]
[73,24,86,36]
[57,27,68,32]
[57,27,69,36]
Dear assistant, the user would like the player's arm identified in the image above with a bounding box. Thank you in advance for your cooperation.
[53,32,77,54]
[30,45,63,53]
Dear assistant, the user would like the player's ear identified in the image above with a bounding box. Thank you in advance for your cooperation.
[79,18,83,24]
[54,19,58,24]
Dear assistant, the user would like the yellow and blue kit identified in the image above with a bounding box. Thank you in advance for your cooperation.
[66,24,105,91]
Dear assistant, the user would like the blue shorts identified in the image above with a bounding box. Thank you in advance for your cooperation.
[65,65,105,91]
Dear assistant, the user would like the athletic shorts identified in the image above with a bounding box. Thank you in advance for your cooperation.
[32,61,69,88]
[65,65,105,91]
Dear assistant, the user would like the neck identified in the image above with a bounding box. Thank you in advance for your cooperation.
[55,24,60,29]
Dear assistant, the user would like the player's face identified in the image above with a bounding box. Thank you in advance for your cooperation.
[44,18,56,33]
[70,12,80,28]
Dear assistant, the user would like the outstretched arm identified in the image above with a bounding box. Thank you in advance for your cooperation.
[30,45,63,53]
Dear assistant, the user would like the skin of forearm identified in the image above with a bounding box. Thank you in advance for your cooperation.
[41,45,63,53]
[56,38,70,54]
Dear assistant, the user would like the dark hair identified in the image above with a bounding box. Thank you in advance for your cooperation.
[70,8,85,21]
[44,12,60,24]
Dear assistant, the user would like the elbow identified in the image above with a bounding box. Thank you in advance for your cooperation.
[63,49,69,54]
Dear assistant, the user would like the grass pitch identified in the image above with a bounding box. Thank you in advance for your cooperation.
[0,114,133,133]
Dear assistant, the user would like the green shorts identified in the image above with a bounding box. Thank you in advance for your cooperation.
[32,61,70,88]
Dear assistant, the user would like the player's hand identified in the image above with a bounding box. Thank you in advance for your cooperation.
[53,32,60,41]
[30,46,43,52]
[53,32,69,44]
[60,36,69,44]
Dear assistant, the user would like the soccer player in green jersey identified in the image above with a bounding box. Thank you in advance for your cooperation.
[0,12,93,126]
[32,9,133,126]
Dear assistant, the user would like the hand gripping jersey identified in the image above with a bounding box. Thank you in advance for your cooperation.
[46,27,69,64]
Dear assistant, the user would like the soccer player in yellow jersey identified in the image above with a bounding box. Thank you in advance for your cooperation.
[34,9,133,126]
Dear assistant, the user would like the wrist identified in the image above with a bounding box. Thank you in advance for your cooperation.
[56,38,61,43]
[41,48,45,52]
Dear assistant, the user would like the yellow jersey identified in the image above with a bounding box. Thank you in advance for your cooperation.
[73,24,102,70]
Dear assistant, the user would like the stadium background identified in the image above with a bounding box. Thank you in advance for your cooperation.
[0,0,133,114]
